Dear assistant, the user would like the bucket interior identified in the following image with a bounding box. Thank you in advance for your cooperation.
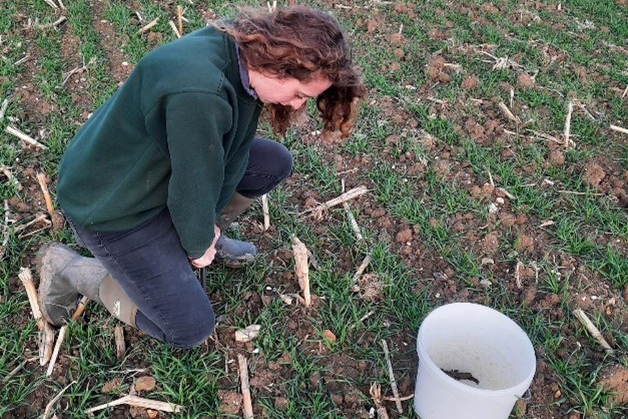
[420,304,535,391]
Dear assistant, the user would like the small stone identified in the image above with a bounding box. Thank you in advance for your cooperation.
[235,325,261,342]
[480,279,492,287]
[496,197,505,205]
[279,294,293,305]
[488,203,499,214]
[322,330,337,343]
[134,376,156,392]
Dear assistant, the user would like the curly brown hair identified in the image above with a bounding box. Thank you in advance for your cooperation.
[219,6,366,138]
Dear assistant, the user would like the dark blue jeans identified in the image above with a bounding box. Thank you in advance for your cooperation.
[69,137,292,348]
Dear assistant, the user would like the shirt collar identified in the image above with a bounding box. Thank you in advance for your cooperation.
[235,44,258,100]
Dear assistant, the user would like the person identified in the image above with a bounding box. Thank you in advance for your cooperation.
[37,6,365,348]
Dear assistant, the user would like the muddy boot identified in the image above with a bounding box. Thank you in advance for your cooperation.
[37,242,137,327]
[215,192,257,268]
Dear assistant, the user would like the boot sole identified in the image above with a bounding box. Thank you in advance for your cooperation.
[215,253,256,269]
[35,243,56,325]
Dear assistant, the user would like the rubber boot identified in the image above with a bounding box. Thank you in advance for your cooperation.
[36,242,137,327]
[215,192,257,268]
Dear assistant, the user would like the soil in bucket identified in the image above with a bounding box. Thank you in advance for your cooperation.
[414,303,536,419]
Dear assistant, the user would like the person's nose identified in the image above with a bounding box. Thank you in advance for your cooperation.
[289,98,307,109]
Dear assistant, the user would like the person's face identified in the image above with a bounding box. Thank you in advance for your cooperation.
[248,71,332,109]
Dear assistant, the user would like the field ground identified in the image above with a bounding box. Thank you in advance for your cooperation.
[0,0,626,418]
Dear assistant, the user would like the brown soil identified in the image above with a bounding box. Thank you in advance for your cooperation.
[356,272,384,301]
[517,73,535,88]
[91,1,134,84]
[584,162,606,188]
[548,149,565,166]
[480,4,500,14]
[598,365,628,406]
[102,377,123,393]
[426,56,451,83]
[217,390,243,415]
[461,75,479,90]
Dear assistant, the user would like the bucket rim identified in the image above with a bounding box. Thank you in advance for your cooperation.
[417,302,536,397]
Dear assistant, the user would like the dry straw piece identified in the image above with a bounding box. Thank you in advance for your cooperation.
[85,395,183,414]
[261,193,270,230]
[18,268,44,330]
[168,20,181,38]
[515,261,524,289]
[498,102,521,124]
[301,185,368,219]
[610,124,628,135]
[369,382,390,419]
[564,100,574,148]
[381,340,403,413]
[0,199,9,259]
[40,322,55,366]
[177,5,184,35]
[5,125,48,150]
[36,172,55,218]
[343,202,363,241]
[42,381,75,419]
[351,254,372,285]
[238,354,254,419]
[0,98,9,120]
[42,0,58,9]
[572,309,614,353]
[114,326,126,358]
[138,17,159,34]
[1,357,38,384]
[71,296,89,321]
[46,325,67,377]
[291,235,311,307]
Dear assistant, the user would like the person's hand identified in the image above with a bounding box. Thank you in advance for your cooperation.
[190,225,221,268]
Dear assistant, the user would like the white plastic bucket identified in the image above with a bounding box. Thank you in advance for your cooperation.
[414,303,536,419]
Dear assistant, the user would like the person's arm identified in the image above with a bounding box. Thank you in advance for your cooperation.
[163,91,233,259]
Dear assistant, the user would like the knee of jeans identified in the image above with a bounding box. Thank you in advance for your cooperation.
[273,143,293,181]
[166,307,216,349]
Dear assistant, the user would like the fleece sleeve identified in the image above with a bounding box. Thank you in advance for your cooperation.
[163,91,233,258]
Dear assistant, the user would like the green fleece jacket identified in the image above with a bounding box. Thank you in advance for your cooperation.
[57,26,262,258]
